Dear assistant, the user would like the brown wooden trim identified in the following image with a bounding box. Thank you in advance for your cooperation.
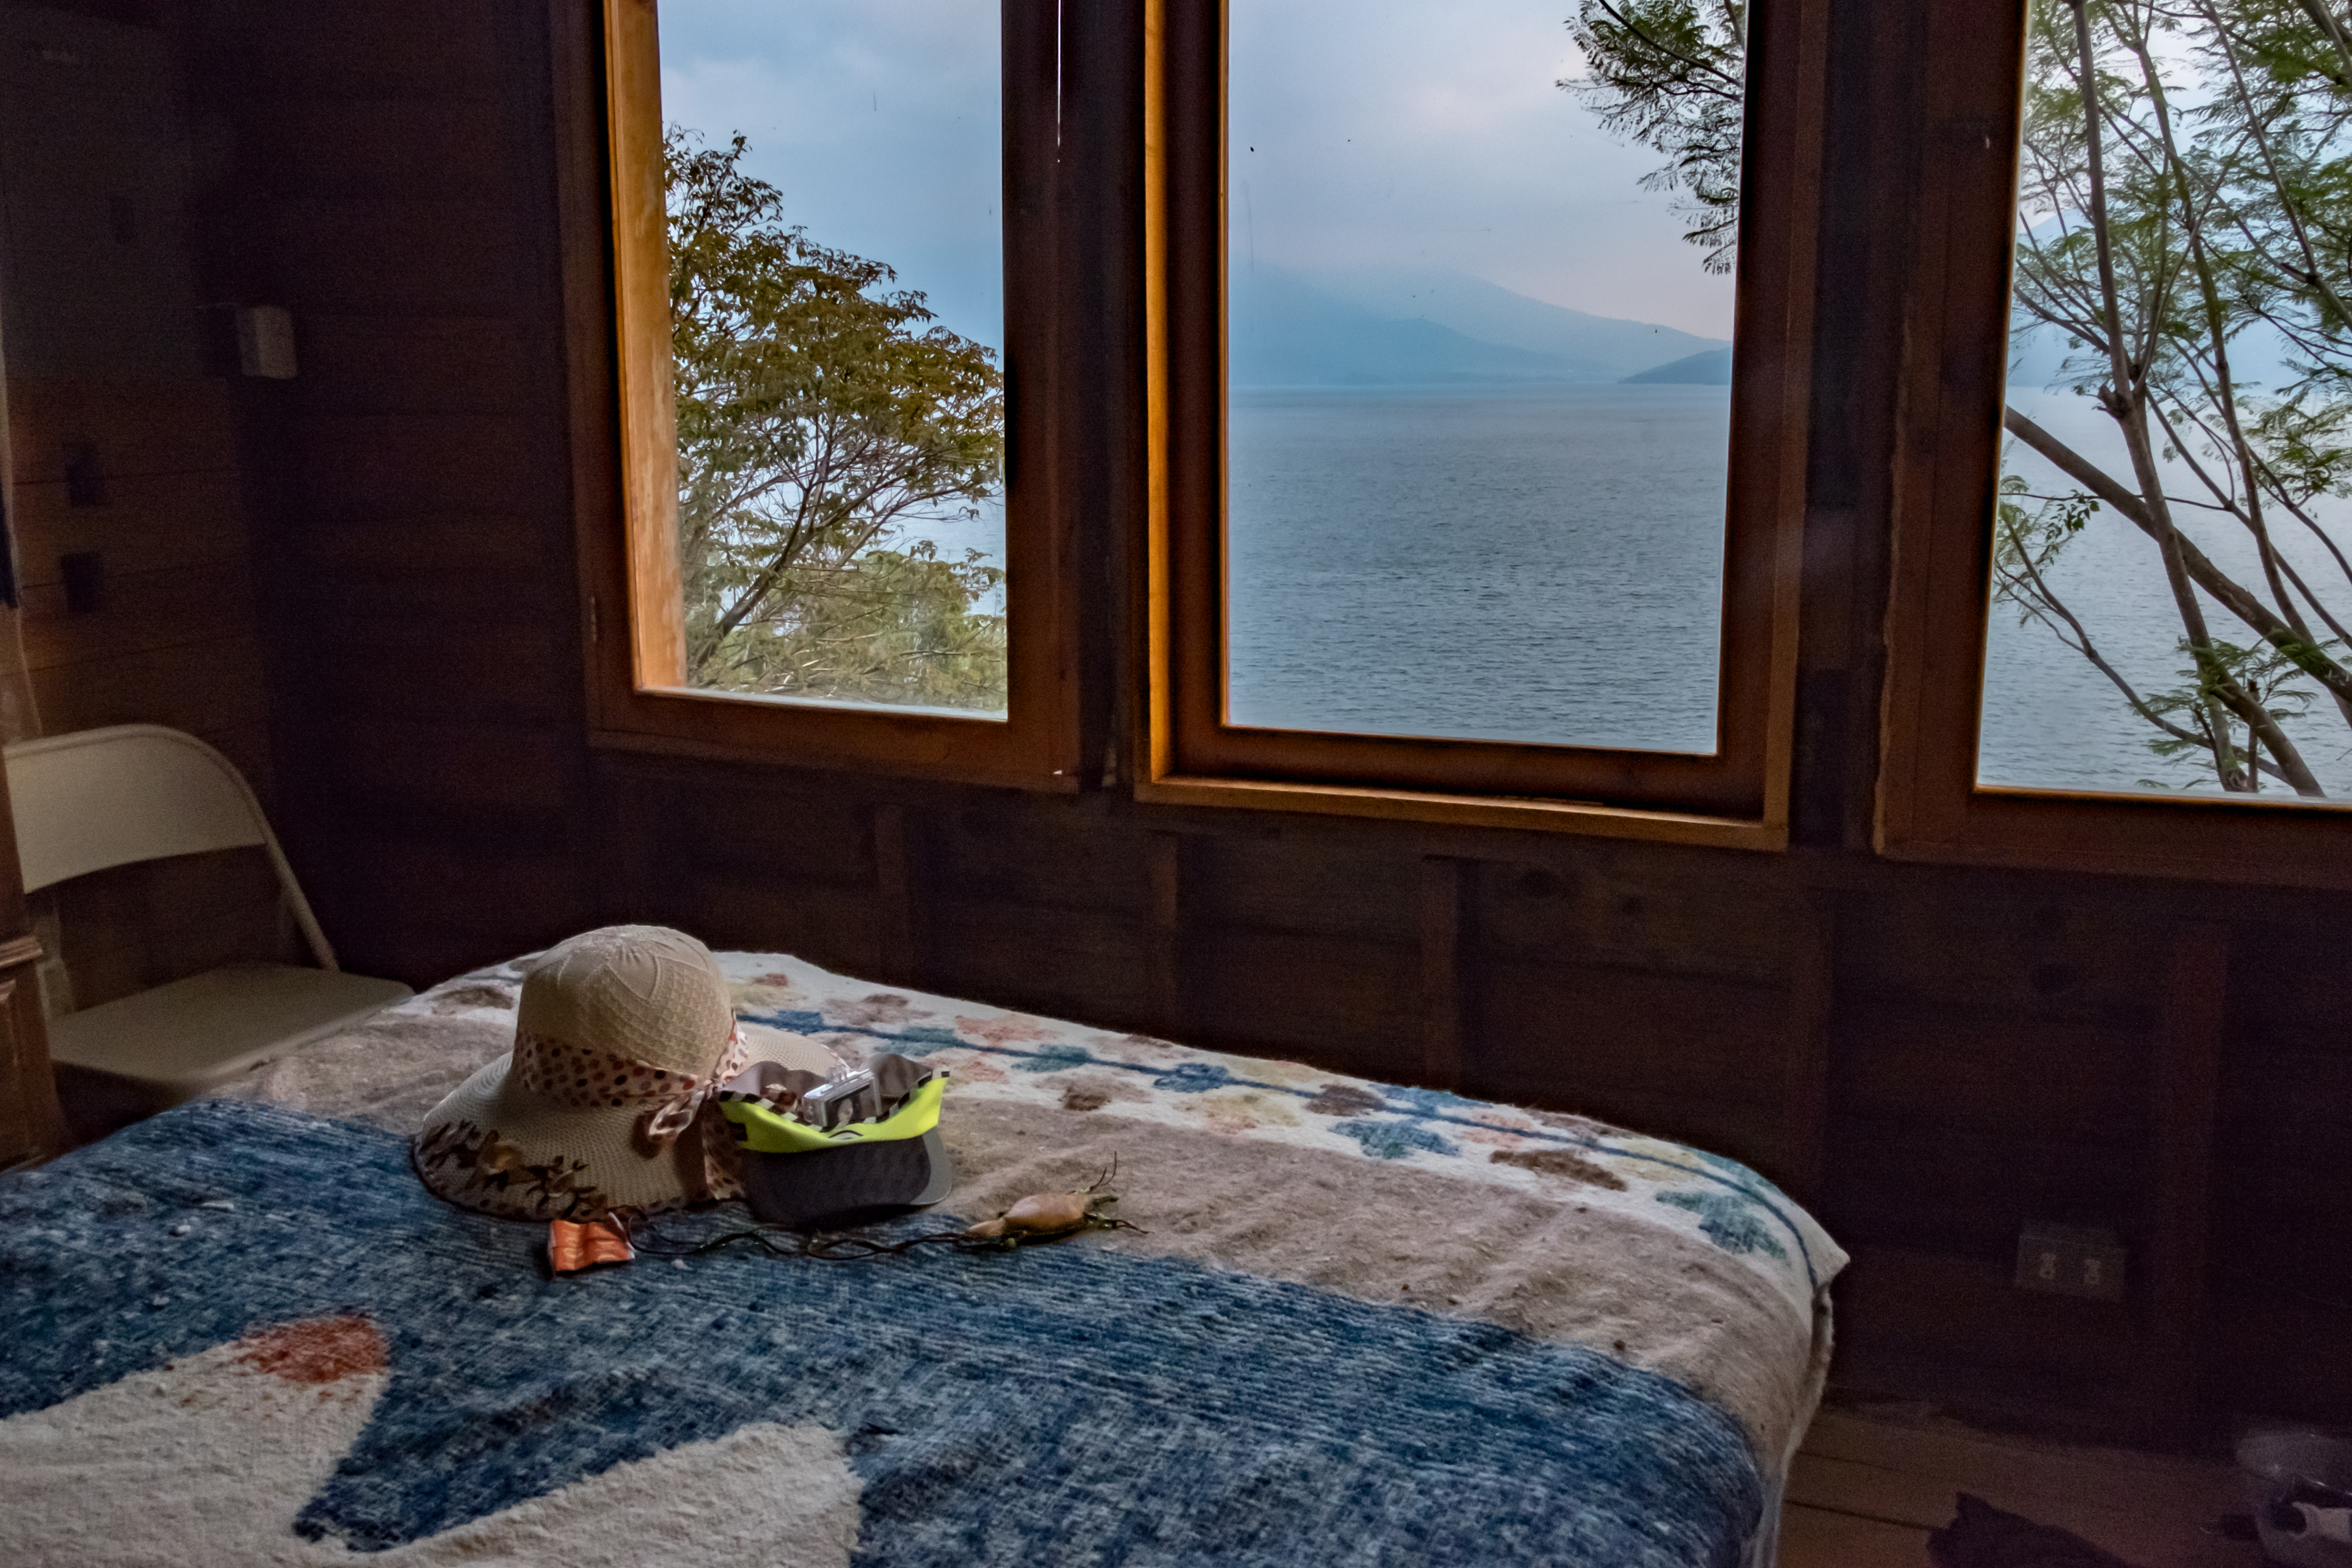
[551,0,627,738]
[1418,857,1467,1092]
[0,966,65,1168]
[0,933,44,971]
[871,802,923,987]
[1776,889,1836,1207]
[1146,831,1186,1035]
[1874,0,2352,888]
[1139,0,1823,830]
[2147,923,2227,1438]
[601,0,683,692]
[1141,0,1175,793]
[566,0,1083,790]
[1137,772,1788,849]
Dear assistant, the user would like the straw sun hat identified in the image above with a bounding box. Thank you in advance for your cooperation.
[412,926,827,1221]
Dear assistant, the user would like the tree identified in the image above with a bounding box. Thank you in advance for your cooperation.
[666,129,1007,708]
[1562,3,1749,273]
[1567,0,2352,796]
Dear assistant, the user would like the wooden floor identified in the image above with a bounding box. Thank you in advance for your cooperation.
[1780,1404,2262,1568]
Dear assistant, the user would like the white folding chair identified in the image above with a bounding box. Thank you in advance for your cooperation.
[6,724,412,1105]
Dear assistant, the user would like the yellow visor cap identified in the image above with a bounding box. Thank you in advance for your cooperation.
[721,1075,947,1155]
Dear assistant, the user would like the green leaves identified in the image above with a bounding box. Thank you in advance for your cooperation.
[1562,2,1748,273]
[1996,0,2352,795]
[665,129,1007,709]
[1570,0,2352,795]
[2138,634,2329,787]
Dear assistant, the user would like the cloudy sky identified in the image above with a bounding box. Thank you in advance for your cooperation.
[657,0,1741,352]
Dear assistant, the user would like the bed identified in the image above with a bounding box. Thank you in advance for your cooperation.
[0,950,1845,1567]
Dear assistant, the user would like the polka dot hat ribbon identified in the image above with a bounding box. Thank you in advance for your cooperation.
[513,1023,751,1148]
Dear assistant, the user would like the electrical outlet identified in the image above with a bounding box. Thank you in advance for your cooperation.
[2016,1223,2127,1301]
[2017,1224,2126,1298]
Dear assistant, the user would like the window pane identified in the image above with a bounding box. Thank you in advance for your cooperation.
[659,0,1006,716]
[1224,1,1746,752]
[1983,2,2352,803]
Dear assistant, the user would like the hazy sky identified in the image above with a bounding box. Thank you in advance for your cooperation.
[661,0,1007,347]
[658,0,1739,349]
[1229,0,1735,335]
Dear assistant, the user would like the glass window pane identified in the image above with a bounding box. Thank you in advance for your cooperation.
[1224,1,1747,752]
[1982,2,2352,803]
[659,0,1006,716]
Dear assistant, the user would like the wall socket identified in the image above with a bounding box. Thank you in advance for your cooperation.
[2016,1223,2128,1301]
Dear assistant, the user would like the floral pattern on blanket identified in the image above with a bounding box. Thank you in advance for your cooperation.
[725,956,1841,1304]
[417,951,1844,1314]
[432,959,1844,1316]
[390,959,1778,1325]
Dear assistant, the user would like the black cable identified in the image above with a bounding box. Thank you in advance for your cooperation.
[627,1223,994,1262]
[625,1212,1143,1263]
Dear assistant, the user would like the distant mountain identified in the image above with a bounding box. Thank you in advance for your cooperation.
[1229,266,1609,386]
[1621,347,1733,385]
[1301,266,1728,380]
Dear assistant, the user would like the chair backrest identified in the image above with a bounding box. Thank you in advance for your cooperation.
[3,725,339,970]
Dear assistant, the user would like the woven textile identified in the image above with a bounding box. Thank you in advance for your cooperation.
[103,946,1849,1566]
[5,1101,1763,1566]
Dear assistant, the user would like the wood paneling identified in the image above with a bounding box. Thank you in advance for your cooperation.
[172,0,600,987]
[1478,846,1803,984]
[233,103,516,202]
[1833,1245,2144,1389]
[1833,884,2171,1021]
[18,558,257,670]
[929,898,1157,1032]
[10,471,247,585]
[1189,927,1421,1082]
[2,328,280,1023]
[313,718,576,822]
[1829,1115,2148,1252]
[671,870,889,985]
[0,722,65,1167]
[203,2,506,99]
[4,378,237,483]
[1189,833,1419,943]
[136,0,2350,1447]
[266,203,523,317]
[938,803,1154,919]
[1419,857,1468,1091]
[289,318,535,416]
[1832,1000,2151,1142]
[293,509,552,585]
[293,414,543,514]
[306,625,567,727]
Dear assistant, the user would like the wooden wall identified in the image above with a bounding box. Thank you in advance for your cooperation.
[0,0,285,1012]
[110,0,2352,1442]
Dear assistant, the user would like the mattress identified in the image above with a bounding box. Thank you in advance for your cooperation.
[0,950,1845,1567]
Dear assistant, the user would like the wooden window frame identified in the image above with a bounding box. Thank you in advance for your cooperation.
[566,0,1082,792]
[1877,0,2352,890]
[1135,0,1828,847]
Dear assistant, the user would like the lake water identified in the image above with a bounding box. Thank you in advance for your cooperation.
[1219,382,2352,800]
[1228,385,1728,752]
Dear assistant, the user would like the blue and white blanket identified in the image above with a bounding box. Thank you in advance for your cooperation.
[0,951,1844,1567]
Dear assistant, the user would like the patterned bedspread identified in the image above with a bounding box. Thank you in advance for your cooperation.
[0,951,1845,1567]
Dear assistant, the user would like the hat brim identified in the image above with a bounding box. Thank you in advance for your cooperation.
[413,1051,727,1221]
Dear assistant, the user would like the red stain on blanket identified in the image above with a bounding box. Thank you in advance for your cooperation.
[233,1315,387,1384]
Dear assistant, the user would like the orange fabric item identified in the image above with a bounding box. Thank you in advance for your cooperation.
[547,1215,635,1275]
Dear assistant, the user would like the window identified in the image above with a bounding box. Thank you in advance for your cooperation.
[577,0,1080,789]
[1880,0,2352,885]
[1140,0,1828,843]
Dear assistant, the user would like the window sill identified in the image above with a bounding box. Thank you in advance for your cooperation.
[588,723,1083,795]
[1134,772,1788,850]
[1877,785,2352,892]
